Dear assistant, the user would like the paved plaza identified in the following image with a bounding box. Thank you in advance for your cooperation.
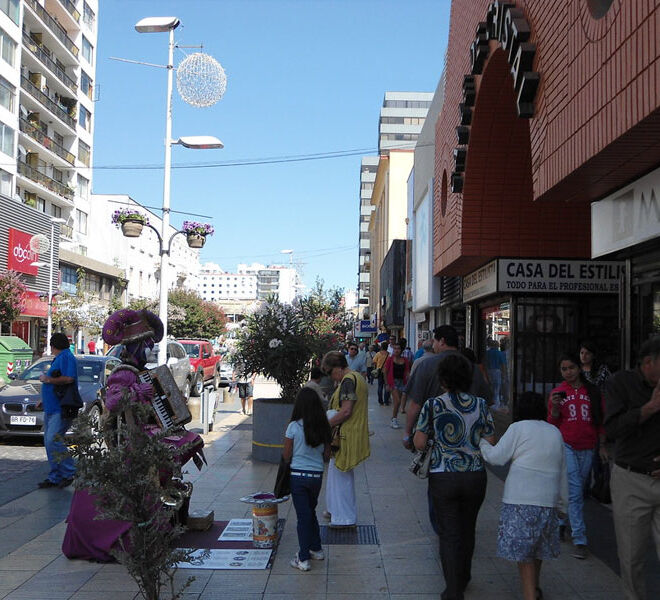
[0,385,626,599]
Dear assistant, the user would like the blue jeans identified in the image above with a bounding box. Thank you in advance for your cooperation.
[564,444,593,546]
[44,411,76,483]
[290,470,323,561]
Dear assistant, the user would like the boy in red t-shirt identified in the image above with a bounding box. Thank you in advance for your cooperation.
[548,352,606,560]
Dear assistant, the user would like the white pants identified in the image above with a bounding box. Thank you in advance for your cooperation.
[326,458,356,525]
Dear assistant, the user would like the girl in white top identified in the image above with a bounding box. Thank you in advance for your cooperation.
[282,387,331,572]
[479,392,568,600]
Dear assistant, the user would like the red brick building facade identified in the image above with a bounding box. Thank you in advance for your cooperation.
[430,0,660,405]
[434,0,659,275]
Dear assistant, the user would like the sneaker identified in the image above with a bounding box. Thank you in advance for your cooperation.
[58,478,74,489]
[309,549,325,561]
[571,544,588,559]
[37,479,58,489]
[390,418,401,429]
[290,554,311,571]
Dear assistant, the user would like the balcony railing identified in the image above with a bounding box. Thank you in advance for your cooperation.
[25,0,79,57]
[20,76,76,130]
[17,160,74,201]
[22,32,78,93]
[57,0,80,23]
[60,223,74,239]
[19,118,75,164]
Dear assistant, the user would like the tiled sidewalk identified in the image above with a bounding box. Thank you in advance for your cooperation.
[0,385,624,599]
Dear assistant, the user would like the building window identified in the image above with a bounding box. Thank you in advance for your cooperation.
[81,71,93,100]
[75,209,87,234]
[0,0,19,25]
[78,140,90,166]
[0,27,15,67]
[61,265,77,294]
[81,36,93,65]
[83,272,101,294]
[49,203,61,218]
[0,167,9,196]
[0,75,13,112]
[0,120,13,156]
[79,105,91,131]
[77,174,89,199]
[83,2,95,30]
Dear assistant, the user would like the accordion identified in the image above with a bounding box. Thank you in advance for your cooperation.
[137,365,192,430]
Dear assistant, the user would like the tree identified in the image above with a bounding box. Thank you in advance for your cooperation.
[128,290,227,340]
[52,269,108,338]
[0,270,27,334]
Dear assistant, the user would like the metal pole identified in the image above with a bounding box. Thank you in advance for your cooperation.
[157,26,175,367]
[45,220,55,355]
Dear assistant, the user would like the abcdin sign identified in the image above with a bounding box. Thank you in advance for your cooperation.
[7,228,39,276]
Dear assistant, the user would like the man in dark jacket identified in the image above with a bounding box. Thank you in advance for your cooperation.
[604,336,660,600]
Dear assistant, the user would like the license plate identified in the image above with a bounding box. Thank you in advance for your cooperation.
[10,415,37,426]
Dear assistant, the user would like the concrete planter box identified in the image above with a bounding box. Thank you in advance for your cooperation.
[252,397,293,464]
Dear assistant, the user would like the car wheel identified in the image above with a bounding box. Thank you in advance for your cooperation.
[192,371,204,397]
[213,369,221,390]
[183,378,192,402]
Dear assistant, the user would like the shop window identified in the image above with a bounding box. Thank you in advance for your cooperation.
[586,0,614,19]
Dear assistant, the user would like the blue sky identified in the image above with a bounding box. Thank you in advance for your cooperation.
[92,0,450,293]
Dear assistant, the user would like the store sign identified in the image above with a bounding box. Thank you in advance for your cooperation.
[463,260,498,302]
[358,320,377,334]
[591,165,660,257]
[499,260,624,293]
[463,259,625,301]
[22,291,48,318]
[8,228,39,275]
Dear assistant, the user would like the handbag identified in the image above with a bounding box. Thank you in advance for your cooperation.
[408,400,436,479]
[55,376,84,420]
[371,368,381,379]
[330,425,342,455]
[273,456,291,498]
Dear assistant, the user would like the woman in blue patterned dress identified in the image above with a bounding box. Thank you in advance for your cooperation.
[479,392,568,600]
[414,353,495,600]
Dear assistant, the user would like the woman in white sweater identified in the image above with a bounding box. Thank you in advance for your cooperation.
[479,392,568,600]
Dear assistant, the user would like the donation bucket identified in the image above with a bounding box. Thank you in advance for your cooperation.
[240,492,289,549]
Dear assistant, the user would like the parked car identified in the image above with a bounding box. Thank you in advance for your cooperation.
[219,360,234,391]
[178,339,223,395]
[0,355,122,438]
[106,339,193,400]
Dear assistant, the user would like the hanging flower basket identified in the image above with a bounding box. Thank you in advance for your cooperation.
[112,208,148,238]
[121,220,144,238]
[186,233,206,248]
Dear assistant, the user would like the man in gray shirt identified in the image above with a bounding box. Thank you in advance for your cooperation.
[402,324,491,449]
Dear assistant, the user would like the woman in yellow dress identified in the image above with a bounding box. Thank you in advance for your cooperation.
[322,351,370,527]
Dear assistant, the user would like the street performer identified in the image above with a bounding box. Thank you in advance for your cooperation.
[62,309,204,562]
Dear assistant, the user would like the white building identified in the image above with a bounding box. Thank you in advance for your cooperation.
[88,194,201,303]
[238,262,300,304]
[197,262,257,302]
[2,0,99,255]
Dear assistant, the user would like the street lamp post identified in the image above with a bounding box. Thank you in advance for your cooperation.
[31,216,65,355]
[135,17,223,366]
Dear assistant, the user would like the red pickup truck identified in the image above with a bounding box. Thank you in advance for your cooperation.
[178,340,223,396]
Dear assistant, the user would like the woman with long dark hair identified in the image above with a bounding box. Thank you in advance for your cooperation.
[548,352,606,560]
[414,353,495,600]
[282,387,331,571]
[578,340,612,389]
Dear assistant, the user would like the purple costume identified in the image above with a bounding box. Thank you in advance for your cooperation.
[62,309,204,562]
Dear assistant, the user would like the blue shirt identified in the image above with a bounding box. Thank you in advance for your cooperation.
[414,347,425,361]
[285,419,324,472]
[346,352,366,373]
[41,349,78,414]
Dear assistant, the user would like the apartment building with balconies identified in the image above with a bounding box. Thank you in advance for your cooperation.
[4,0,98,256]
[357,92,432,315]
